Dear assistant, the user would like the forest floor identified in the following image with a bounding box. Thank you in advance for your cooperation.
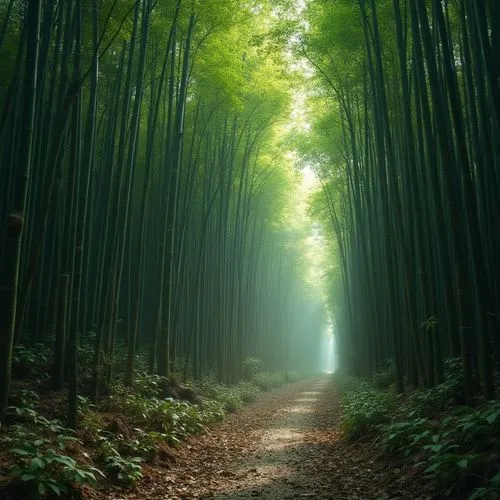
[93,375,436,500]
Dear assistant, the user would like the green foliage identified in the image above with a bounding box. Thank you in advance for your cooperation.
[132,371,166,398]
[11,344,51,380]
[9,389,40,410]
[373,361,500,496]
[106,385,207,445]
[12,344,50,366]
[4,406,70,435]
[469,471,500,499]
[251,371,288,390]
[199,399,226,425]
[235,382,261,403]
[76,341,96,371]
[379,417,432,456]
[372,360,395,389]
[124,429,165,460]
[405,358,464,417]
[3,409,102,497]
[341,384,396,440]
[77,396,104,441]
[98,440,143,487]
[193,375,261,412]
[242,357,264,380]
[9,443,101,497]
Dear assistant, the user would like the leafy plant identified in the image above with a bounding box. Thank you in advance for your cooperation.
[199,399,226,424]
[372,359,395,389]
[8,434,102,497]
[99,441,143,487]
[251,371,287,390]
[11,344,52,380]
[235,381,261,403]
[470,471,500,499]
[379,417,431,456]
[242,357,264,380]
[418,440,477,488]
[4,406,69,435]
[341,385,396,440]
[133,371,166,398]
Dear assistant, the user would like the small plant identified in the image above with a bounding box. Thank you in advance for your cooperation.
[99,442,143,487]
[341,385,395,440]
[5,406,69,435]
[133,371,166,398]
[8,434,102,497]
[11,344,52,380]
[470,471,500,499]
[372,359,395,389]
[200,399,226,424]
[379,417,431,456]
[251,371,287,390]
[235,381,261,403]
[419,439,477,488]
[242,357,264,380]
[7,389,41,414]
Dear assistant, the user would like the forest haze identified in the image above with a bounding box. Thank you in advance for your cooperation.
[0,0,500,498]
[0,0,327,423]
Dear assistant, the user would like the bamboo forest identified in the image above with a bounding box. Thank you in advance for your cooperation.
[0,0,499,498]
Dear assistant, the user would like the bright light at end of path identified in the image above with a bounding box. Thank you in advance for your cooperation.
[321,328,337,373]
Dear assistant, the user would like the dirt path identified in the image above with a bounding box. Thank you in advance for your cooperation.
[101,376,433,499]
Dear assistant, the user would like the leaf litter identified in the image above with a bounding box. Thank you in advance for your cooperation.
[92,376,437,499]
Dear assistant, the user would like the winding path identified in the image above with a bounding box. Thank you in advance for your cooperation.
[102,376,431,499]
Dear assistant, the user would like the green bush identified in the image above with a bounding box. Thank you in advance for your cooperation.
[470,471,500,499]
[199,399,226,424]
[133,371,166,398]
[242,357,264,380]
[9,442,102,497]
[374,360,500,497]
[235,381,261,403]
[2,409,102,497]
[192,376,259,412]
[11,344,51,380]
[405,358,464,417]
[97,439,143,487]
[372,360,395,389]
[251,371,287,390]
[379,417,432,456]
[332,371,365,394]
[340,383,396,441]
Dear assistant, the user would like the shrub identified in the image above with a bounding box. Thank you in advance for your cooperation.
[376,363,500,496]
[9,442,102,497]
[372,359,395,389]
[133,371,166,398]
[98,440,143,487]
[379,417,432,456]
[251,371,287,391]
[235,381,261,403]
[242,357,264,380]
[2,410,102,497]
[11,344,51,380]
[340,384,396,441]
[199,399,226,425]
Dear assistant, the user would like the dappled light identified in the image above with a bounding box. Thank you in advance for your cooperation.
[293,397,319,403]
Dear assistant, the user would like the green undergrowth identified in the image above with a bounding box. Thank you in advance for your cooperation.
[1,352,304,498]
[335,360,500,499]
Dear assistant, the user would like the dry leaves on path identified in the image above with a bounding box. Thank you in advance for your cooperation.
[94,376,437,499]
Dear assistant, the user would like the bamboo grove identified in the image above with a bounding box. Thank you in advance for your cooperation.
[301,0,500,401]
[0,0,327,421]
